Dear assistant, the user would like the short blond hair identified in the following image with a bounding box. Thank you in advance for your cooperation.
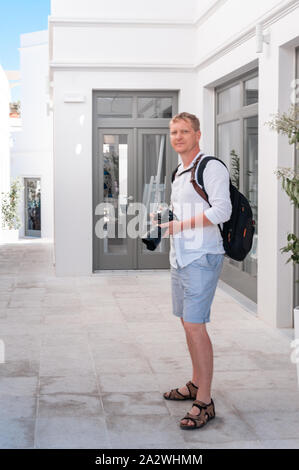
[169,112,200,132]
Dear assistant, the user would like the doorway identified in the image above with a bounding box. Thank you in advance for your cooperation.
[92,91,178,270]
[24,178,41,237]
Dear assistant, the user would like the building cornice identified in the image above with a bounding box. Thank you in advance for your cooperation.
[194,0,229,28]
[48,1,228,29]
[49,62,195,72]
[48,17,195,29]
[19,42,48,50]
[49,0,299,76]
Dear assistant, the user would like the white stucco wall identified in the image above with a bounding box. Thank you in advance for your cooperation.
[52,70,197,276]
[195,1,299,327]
[50,0,299,328]
[11,30,53,240]
[0,65,11,242]
[50,1,199,276]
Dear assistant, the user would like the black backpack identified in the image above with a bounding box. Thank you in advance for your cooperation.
[171,155,255,262]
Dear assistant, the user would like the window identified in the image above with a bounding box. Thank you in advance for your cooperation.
[217,84,241,115]
[24,178,41,238]
[244,77,259,106]
[96,94,174,119]
[137,97,172,118]
[97,97,133,118]
[216,71,258,302]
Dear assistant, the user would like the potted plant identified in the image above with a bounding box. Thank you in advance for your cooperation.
[267,104,299,383]
[1,178,22,243]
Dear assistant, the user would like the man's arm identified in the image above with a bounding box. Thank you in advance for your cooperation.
[160,160,232,236]
[200,160,232,226]
[160,212,212,237]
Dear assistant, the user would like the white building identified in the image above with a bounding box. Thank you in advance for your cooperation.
[11,30,53,241]
[0,64,11,242]
[49,0,299,328]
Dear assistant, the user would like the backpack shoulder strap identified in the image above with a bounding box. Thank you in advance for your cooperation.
[190,156,215,202]
[196,157,227,187]
[171,162,196,182]
[171,164,181,183]
[193,157,228,202]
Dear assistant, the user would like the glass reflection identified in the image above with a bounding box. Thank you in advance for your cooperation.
[217,84,241,114]
[25,179,41,236]
[142,134,167,253]
[243,116,258,277]
[102,134,128,254]
[138,97,172,118]
[244,77,259,106]
[97,97,132,118]
[217,120,241,171]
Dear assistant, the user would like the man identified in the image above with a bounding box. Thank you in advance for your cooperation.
[161,112,232,430]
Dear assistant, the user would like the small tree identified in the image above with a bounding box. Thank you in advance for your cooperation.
[267,104,299,279]
[267,104,299,150]
[1,178,22,230]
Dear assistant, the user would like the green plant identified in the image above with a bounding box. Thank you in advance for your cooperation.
[275,168,299,274]
[275,167,299,207]
[266,105,299,279]
[1,178,22,230]
[266,104,299,150]
[281,233,299,266]
[230,149,240,189]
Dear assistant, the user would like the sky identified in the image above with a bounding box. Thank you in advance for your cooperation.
[0,0,50,101]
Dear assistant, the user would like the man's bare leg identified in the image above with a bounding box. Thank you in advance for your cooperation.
[164,318,200,399]
[181,321,213,426]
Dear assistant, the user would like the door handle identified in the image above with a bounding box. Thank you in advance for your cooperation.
[125,195,134,201]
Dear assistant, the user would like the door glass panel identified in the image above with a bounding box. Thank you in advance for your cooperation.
[216,75,258,301]
[142,134,167,254]
[102,134,128,254]
[218,121,243,267]
[243,116,258,278]
[244,77,259,106]
[137,97,172,118]
[25,178,41,237]
[217,84,241,114]
[217,120,241,178]
[97,97,132,118]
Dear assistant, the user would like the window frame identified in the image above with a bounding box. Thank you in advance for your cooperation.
[215,69,259,195]
[214,69,259,301]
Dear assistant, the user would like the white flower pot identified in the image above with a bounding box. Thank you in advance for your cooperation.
[0,228,19,243]
[294,306,299,388]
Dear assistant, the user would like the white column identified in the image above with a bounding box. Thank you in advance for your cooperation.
[258,45,295,328]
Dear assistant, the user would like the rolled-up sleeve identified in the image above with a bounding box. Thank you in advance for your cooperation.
[198,160,232,225]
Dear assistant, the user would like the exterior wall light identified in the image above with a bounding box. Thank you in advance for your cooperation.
[256,23,270,53]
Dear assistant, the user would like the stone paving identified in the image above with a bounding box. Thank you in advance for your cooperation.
[0,239,298,449]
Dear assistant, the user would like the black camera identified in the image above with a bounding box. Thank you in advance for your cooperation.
[141,208,174,251]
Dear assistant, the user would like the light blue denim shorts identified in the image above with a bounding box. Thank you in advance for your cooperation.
[171,254,224,324]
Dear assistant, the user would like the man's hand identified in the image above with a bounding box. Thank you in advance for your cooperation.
[159,220,183,237]
[159,212,213,237]
[150,212,158,226]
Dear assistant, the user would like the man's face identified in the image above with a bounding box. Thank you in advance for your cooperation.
[169,119,201,155]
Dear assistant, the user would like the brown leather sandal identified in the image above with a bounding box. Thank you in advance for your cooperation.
[163,381,198,401]
[180,399,215,430]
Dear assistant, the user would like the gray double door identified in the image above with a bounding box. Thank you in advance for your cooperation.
[93,127,177,270]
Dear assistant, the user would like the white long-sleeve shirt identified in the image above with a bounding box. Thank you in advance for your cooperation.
[170,151,232,269]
